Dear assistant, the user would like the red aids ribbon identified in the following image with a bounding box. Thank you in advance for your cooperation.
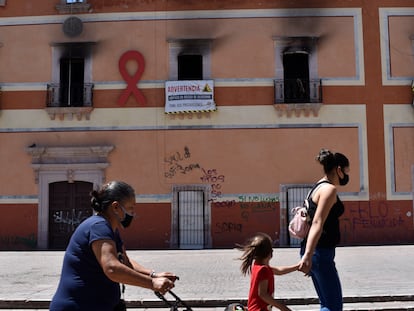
[117,50,147,106]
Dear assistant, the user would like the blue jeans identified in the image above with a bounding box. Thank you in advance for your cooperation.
[302,247,343,311]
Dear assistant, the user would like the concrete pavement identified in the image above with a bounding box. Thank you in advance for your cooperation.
[0,245,414,310]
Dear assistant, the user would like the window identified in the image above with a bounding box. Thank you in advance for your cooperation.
[273,36,322,108]
[283,52,310,103]
[48,43,93,108]
[59,57,85,107]
[66,0,84,3]
[46,43,94,120]
[178,54,203,80]
[168,39,212,81]
[0,0,6,6]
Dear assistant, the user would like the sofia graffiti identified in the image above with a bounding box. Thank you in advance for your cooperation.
[164,146,200,178]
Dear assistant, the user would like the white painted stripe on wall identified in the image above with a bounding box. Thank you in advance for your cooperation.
[379,8,414,86]
[383,104,414,200]
[0,8,362,25]
[0,105,366,130]
[0,197,38,204]
[0,190,363,204]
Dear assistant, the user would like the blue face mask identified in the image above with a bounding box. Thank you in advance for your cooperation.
[119,205,135,228]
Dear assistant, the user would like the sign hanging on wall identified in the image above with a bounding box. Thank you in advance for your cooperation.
[165,80,216,113]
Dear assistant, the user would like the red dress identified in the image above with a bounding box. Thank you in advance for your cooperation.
[247,262,274,311]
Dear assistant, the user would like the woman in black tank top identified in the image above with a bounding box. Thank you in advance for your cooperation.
[298,149,350,311]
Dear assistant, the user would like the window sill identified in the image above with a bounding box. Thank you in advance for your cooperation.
[45,107,93,121]
[273,103,321,117]
[56,3,91,14]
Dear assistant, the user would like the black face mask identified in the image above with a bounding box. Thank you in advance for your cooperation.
[119,205,134,228]
[338,168,349,186]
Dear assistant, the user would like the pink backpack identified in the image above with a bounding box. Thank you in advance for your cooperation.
[288,181,330,239]
[288,201,311,239]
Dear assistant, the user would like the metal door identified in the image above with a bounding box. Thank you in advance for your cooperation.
[286,185,313,246]
[178,190,205,249]
[48,181,93,250]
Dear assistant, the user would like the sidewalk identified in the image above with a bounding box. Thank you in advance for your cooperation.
[0,245,413,310]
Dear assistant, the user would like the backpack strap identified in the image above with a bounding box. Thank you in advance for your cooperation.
[306,180,331,200]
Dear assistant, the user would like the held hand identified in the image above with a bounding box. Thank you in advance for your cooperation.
[298,256,312,276]
[152,277,175,295]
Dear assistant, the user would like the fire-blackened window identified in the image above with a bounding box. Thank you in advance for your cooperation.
[48,42,94,108]
[273,36,322,105]
[283,52,310,103]
[178,54,203,80]
[59,58,85,107]
[168,39,212,81]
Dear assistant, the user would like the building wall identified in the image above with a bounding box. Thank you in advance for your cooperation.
[0,0,413,249]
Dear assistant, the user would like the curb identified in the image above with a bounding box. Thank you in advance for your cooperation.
[1,295,414,309]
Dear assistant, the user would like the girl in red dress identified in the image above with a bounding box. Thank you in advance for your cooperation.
[237,233,299,311]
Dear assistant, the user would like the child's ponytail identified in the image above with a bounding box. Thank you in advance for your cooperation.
[237,233,273,276]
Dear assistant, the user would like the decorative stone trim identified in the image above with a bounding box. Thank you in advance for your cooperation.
[56,3,91,14]
[26,145,114,249]
[26,145,114,184]
[45,107,93,121]
[273,103,322,117]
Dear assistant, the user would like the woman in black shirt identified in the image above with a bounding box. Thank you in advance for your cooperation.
[298,149,350,311]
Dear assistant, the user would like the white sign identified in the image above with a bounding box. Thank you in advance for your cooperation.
[165,80,216,113]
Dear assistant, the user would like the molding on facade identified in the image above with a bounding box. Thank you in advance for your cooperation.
[25,145,114,249]
[26,145,114,183]
[45,107,93,121]
[273,103,321,117]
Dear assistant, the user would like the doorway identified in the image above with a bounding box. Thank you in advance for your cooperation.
[279,183,313,246]
[177,190,205,249]
[48,181,93,250]
[171,185,212,249]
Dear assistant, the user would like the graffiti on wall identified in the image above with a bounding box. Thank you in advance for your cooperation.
[345,201,405,229]
[53,210,90,233]
[199,167,278,233]
[239,195,278,221]
[165,146,279,235]
[215,222,243,234]
[340,201,411,243]
[164,146,201,178]
[200,168,225,200]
